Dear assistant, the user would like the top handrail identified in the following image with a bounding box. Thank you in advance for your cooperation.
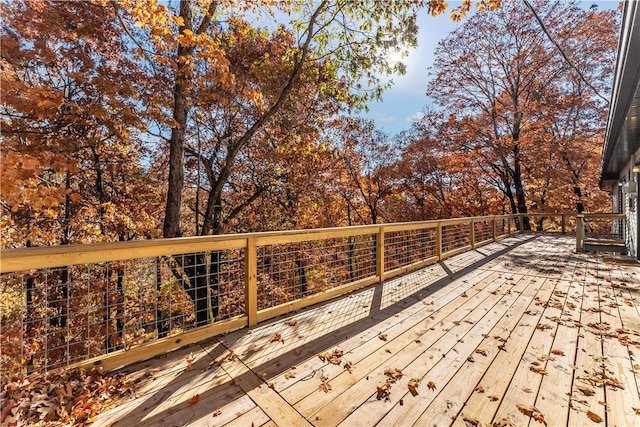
[0,213,622,273]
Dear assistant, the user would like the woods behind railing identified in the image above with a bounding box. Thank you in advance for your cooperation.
[0,213,586,378]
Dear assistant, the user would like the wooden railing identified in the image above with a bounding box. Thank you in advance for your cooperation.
[0,213,575,376]
[575,213,627,253]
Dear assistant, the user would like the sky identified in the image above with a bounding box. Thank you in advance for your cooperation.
[359,1,622,137]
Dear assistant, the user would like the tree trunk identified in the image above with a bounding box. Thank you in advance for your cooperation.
[163,0,193,239]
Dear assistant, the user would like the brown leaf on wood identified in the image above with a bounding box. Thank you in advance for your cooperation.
[186,352,196,370]
[407,378,421,396]
[462,415,479,426]
[259,372,268,379]
[318,353,330,362]
[522,387,533,393]
[378,333,388,341]
[319,382,332,393]
[586,410,603,423]
[475,349,487,356]
[575,385,595,396]
[271,333,284,343]
[188,394,200,405]
[284,370,296,379]
[474,385,485,393]
[343,361,353,373]
[550,349,565,356]
[488,395,499,401]
[516,403,545,423]
[212,407,222,417]
[318,375,332,393]
[376,382,391,400]
[286,319,297,327]
[467,356,475,363]
[632,407,640,415]
[427,381,436,391]
[529,366,548,375]
[384,368,403,381]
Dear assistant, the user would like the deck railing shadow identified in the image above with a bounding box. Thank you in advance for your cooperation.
[92,233,546,425]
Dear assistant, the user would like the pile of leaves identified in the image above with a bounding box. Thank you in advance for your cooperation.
[1,367,132,426]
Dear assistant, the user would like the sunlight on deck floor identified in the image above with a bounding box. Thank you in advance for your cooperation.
[93,234,640,427]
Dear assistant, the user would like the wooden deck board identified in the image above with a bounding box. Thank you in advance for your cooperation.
[91,235,640,426]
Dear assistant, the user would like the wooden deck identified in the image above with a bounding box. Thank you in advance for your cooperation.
[92,234,640,426]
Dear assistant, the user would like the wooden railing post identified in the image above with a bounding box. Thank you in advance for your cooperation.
[507,216,512,235]
[436,223,442,260]
[376,226,385,283]
[470,219,476,249]
[575,215,585,253]
[245,237,258,326]
[561,214,566,235]
[491,217,496,241]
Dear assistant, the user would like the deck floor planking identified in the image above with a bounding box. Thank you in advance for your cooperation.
[92,235,640,426]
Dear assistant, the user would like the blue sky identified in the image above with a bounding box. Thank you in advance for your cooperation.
[360,1,621,137]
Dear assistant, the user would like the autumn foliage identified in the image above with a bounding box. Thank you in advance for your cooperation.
[0,1,620,420]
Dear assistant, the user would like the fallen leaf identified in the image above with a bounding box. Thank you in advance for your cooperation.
[474,385,485,393]
[408,378,421,396]
[384,368,403,381]
[186,352,196,370]
[530,366,548,375]
[376,382,391,400]
[286,320,297,327]
[212,407,222,417]
[319,375,332,393]
[586,410,603,423]
[285,370,296,379]
[522,387,533,393]
[378,333,388,341]
[189,394,200,405]
[551,349,565,356]
[427,381,436,391]
[343,361,353,373]
[462,415,479,426]
[318,353,330,362]
[268,383,275,389]
[467,356,475,363]
[516,403,545,423]
[259,372,268,379]
[575,385,595,396]
[488,395,499,401]
[475,349,487,356]
[632,407,640,415]
[271,333,284,344]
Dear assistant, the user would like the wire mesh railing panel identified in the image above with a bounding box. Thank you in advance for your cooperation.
[0,249,245,377]
[585,218,626,240]
[256,236,376,311]
[384,228,436,272]
[495,218,511,237]
[474,220,493,243]
[442,223,471,253]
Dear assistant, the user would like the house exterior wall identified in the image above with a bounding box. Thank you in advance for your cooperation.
[618,148,640,258]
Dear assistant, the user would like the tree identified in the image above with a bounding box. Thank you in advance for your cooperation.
[425,0,616,227]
